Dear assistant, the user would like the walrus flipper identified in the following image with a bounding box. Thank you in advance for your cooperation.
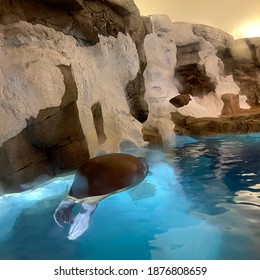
[68,203,97,240]
[53,199,75,227]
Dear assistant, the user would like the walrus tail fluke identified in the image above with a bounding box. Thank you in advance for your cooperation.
[54,196,103,240]
[53,198,75,227]
[53,153,149,240]
[68,202,97,240]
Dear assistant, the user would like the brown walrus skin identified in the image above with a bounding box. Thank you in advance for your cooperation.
[54,153,149,240]
[69,153,149,199]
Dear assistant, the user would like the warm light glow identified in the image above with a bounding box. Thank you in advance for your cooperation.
[135,0,260,39]
[236,20,260,38]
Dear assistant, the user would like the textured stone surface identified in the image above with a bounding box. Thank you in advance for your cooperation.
[220,38,260,105]
[172,22,242,118]
[175,63,216,97]
[176,43,201,68]
[0,0,141,45]
[169,94,191,108]
[1,1,260,193]
[125,72,149,123]
[143,15,178,148]
[192,24,234,51]
[0,130,53,193]
[221,93,240,115]
[27,104,82,148]
[0,0,150,192]
[0,75,89,192]
[172,109,260,136]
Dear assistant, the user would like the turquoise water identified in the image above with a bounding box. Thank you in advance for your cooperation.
[0,133,259,260]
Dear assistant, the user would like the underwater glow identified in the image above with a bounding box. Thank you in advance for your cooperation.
[0,178,72,240]
[0,134,259,260]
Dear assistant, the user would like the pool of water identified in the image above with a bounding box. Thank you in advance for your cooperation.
[0,133,259,260]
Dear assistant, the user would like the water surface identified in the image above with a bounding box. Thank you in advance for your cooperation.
[0,133,259,260]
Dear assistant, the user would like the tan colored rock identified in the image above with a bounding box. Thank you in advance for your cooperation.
[221,93,240,115]
[0,130,52,193]
[222,38,260,106]
[169,94,191,108]
[26,104,82,148]
[172,110,260,136]
[143,15,177,148]
[0,1,147,192]
[192,24,234,50]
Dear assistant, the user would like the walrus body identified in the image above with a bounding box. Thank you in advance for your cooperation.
[54,153,148,240]
[69,153,148,199]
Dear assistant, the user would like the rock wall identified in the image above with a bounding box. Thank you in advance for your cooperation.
[221,38,260,106]
[170,23,260,137]
[171,22,248,118]
[0,0,150,193]
[143,15,178,148]
[1,0,260,193]
[172,110,260,136]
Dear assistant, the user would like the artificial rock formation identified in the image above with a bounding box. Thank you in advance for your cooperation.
[0,0,150,193]
[172,109,260,136]
[1,1,260,193]
[172,22,244,117]
[170,23,260,138]
[143,15,178,148]
[221,93,240,115]
[169,94,191,108]
[220,38,260,106]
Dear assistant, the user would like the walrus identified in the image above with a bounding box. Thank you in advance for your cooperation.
[54,153,148,240]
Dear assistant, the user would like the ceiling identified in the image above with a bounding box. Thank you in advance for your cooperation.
[135,0,260,39]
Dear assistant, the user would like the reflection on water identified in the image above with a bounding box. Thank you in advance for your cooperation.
[234,190,260,206]
[0,134,259,260]
[171,133,260,260]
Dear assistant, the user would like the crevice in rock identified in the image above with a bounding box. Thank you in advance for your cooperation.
[0,129,53,193]
[91,102,107,145]
[0,63,89,191]
[174,63,216,97]
[58,64,78,107]
[124,16,152,124]
[125,71,149,123]
[220,38,260,106]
